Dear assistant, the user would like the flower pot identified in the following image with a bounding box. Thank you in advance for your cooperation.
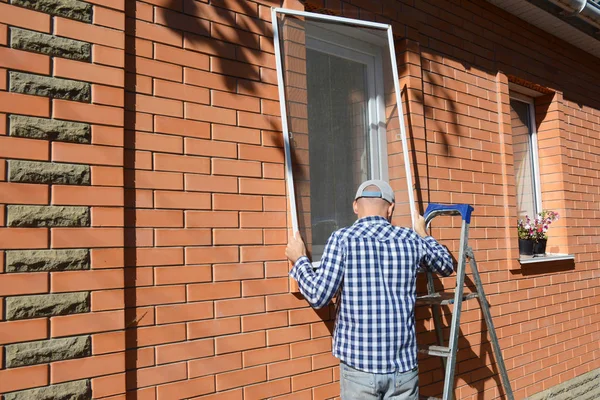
[533,239,547,255]
[519,238,533,255]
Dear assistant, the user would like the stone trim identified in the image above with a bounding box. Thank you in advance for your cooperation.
[6,205,90,227]
[5,292,90,320]
[6,249,90,272]
[526,368,600,400]
[10,27,92,61]
[5,336,91,367]
[8,160,91,185]
[9,115,91,143]
[9,71,91,103]
[10,0,93,23]
[7,205,90,227]
[4,380,91,400]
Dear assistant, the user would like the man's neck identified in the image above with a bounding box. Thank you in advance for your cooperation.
[357,214,390,221]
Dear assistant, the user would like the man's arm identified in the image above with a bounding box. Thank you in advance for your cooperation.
[420,236,454,277]
[413,213,454,277]
[286,232,345,309]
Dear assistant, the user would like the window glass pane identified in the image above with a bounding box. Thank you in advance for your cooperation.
[306,48,370,259]
[510,98,536,218]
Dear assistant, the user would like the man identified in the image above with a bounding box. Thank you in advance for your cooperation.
[286,179,454,400]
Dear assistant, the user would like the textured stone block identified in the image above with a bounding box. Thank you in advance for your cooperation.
[6,249,90,272]
[8,160,90,185]
[10,72,91,102]
[6,292,90,320]
[4,380,91,400]
[527,368,600,400]
[9,115,91,143]
[10,27,91,61]
[6,336,91,367]
[7,205,90,227]
[10,0,93,23]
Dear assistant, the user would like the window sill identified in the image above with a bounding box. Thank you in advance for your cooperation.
[519,253,575,264]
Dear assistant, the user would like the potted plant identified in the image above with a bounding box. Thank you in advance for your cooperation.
[517,210,559,256]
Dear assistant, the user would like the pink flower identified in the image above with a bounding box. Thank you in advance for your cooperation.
[517,210,559,241]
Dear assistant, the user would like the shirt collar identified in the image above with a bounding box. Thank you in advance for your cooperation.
[355,215,390,225]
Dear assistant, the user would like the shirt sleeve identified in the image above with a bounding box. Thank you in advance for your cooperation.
[420,236,454,277]
[289,232,345,309]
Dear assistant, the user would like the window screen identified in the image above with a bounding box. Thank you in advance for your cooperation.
[305,48,371,258]
[274,11,415,264]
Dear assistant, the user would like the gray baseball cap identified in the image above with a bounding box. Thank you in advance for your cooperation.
[355,179,395,204]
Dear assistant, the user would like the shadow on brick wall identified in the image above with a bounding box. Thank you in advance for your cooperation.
[402,83,428,213]
[161,0,271,94]
[416,273,509,400]
[421,68,461,159]
[123,1,139,399]
[158,0,282,140]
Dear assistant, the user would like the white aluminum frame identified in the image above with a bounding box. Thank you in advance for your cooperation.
[271,7,416,232]
[510,93,543,214]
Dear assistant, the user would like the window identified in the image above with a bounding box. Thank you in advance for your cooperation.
[273,10,415,265]
[304,23,388,261]
[510,93,541,219]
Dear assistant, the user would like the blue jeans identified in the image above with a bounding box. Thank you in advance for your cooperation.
[340,362,419,400]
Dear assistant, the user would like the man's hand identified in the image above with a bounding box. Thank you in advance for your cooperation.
[286,231,307,264]
[414,212,428,238]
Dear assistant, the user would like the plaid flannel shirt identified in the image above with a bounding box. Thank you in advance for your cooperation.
[290,215,454,373]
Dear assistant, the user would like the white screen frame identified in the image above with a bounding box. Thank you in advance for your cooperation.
[271,8,416,234]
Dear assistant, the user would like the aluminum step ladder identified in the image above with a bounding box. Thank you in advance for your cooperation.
[416,204,514,400]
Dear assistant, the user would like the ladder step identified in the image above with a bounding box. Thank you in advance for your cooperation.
[418,345,450,357]
[416,291,479,305]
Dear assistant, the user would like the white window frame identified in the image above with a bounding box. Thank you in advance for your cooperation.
[305,22,388,182]
[271,8,416,234]
[510,92,543,215]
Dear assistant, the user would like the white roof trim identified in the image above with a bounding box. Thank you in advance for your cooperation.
[486,0,600,59]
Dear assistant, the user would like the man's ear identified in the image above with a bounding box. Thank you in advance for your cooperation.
[387,203,395,219]
[353,200,359,215]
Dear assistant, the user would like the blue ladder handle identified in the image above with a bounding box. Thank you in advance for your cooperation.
[424,203,474,225]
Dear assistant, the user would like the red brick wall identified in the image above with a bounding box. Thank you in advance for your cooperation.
[0,0,599,400]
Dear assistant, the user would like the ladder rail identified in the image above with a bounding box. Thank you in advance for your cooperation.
[441,219,469,400]
[468,250,515,400]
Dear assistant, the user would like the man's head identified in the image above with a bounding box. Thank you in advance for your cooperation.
[353,179,395,221]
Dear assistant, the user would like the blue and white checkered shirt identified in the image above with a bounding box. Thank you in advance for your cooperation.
[290,216,454,374]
